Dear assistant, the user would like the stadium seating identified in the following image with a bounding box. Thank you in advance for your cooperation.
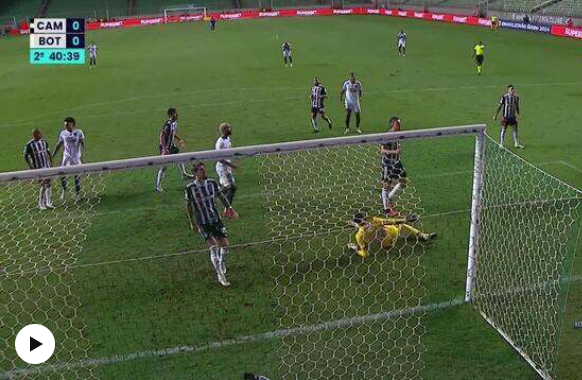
[44,0,129,19]
[487,0,544,14]
[136,0,235,15]
[2,0,580,22]
[0,0,42,21]
[240,0,324,9]
[426,0,481,10]
[539,0,582,17]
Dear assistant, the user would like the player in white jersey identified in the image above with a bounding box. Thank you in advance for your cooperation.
[86,42,97,69]
[397,30,407,56]
[53,117,84,201]
[215,122,238,205]
[340,72,363,134]
[281,42,293,67]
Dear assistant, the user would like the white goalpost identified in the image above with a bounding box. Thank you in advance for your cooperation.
[1,125,580,379]
[162,4,207,20]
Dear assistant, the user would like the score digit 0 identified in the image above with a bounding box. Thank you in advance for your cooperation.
[66,18,85,33]
[66,34,85,49]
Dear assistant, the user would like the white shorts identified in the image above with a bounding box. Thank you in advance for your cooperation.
[62,156,81,166]
[283,50,291,57]
[398,41,406,48]
[345,102,361,113]
[217,168,235,187]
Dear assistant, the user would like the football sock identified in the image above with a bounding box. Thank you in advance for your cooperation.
[401,223,422,237]
[38,187,46,208]
[210,246,220,272]
[512,130,519,146]
[311,118,318,132]
[220,246,229,267]
[74,175,81,195]
[382,188,390,210]
[178,164,188,177]
[156,168,166,189]
[225,186,237,205]
[324,116,332,128]
[500,127,506,145]
[45,186,52,206]
[389,183,402,200]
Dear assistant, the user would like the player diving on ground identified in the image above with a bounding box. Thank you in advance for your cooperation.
[347,212,436,259]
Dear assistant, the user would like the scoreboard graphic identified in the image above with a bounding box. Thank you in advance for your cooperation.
[29,18,86,65]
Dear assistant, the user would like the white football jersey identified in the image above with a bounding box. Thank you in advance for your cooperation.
[215,136,232,172]
[342,80,363,104]
[58,129,84,161]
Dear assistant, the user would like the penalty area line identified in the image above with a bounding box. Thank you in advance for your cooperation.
[0,298,464,378]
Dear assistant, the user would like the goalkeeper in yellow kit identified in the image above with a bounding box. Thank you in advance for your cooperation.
[347,212,436,258]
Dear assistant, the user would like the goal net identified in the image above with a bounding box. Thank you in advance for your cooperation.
[163,4,207,20]
[0,125,580,379]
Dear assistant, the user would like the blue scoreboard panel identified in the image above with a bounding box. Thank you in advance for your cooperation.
[29,18,86,65]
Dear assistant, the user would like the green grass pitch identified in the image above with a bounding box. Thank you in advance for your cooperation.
[1,15,582,379]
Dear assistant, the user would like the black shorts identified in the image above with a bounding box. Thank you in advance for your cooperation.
[311,106,325,115]
[159,145,180,155]
[502,117,518,127]
[382,161,407,181]
[199,221,228,241]
[476,55,484,65]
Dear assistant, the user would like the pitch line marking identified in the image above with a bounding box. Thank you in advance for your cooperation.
[0,298,465,378]
[5,271,582,378]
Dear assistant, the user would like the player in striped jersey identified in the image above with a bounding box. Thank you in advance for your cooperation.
[494,85,524,149]
[310,77,332,133]
[215,122,238,205]
[53,117,84,202]
[155,108,192,192]
[186,163,238,287]
[282,42,293,67]
[24,129,54,210]
[86,42,97,69]
[340,72,363,134]
[380,117,407,217]
[397,30,407,57]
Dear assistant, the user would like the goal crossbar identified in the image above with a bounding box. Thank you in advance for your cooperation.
[0,125,485,183]
[163,5,207,18]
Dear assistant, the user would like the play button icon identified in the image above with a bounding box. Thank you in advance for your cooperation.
[30,336,43,351]
[15,324,55,364]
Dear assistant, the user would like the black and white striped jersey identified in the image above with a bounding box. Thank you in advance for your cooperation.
[185,179,230,226]
[499,94,520,119]
[310,85,327,108]
[160,119,178,151]
[24,139,51,169]
[381,141,401,166]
